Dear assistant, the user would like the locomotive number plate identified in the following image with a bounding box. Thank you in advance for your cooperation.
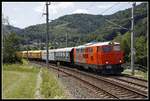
[106,65,112,69]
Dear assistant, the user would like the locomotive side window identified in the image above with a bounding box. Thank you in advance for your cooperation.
[102,46,112,52]
[113,45,121,51]
[89,48,93,53]
[97,46,102,52]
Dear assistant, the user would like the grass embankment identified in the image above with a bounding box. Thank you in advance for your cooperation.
[122,69,148,80]
[41,68,66,98]
[3,60,40,99]
[3,59,66,99]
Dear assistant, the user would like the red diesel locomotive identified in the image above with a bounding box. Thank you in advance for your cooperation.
[73,42,124,74]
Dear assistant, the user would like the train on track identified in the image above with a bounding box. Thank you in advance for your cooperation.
[16,41,124,74]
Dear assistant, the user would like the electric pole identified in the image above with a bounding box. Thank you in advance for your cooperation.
[66,32,67,60]
[131,2,136,75]
[66,32,67,48]
[44,2,50,67]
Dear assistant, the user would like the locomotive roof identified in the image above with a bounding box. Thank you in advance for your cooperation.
[89,41,120,47]
[75,41,120,49]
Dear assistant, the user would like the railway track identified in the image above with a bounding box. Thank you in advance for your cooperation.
[104,75,148,91]
[30,61,148,99]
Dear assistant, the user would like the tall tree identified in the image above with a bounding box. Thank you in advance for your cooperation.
[3,33,22,63]
[135,36,147,66]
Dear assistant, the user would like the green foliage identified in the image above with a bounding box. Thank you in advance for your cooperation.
[3,33,22,63]
[120,32,131,61]
[114,31,147,67]
[113,32,122,43]
[122,69,148,80]
[135,36,147,66]
[113,32,131,62]
[41,68,65,98]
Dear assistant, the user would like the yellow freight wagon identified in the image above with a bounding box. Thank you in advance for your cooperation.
[16,51,23,58]
[22,51,28,58]
[30,50,42,60]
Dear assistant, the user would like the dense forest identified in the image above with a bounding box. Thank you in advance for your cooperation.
[3,3,148,68]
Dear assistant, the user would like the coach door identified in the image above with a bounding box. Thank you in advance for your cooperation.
[97,46,102,64]
[70,48,74,63]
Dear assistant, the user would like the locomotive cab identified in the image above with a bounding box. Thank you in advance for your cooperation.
[97,42,124,74]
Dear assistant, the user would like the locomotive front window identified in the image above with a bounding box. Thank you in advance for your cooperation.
[113,45,120,51]
[102,46,112,52]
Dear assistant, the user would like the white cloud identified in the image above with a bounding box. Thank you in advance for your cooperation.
[54,2,74,9]
[97,5,112,9]
[34,2,74,13]
[72,9,88,14]
[49,2,74,15]
[34,2,45,13]
[11,19,17,25]
[34,2,74,20]
[96,2,119,9]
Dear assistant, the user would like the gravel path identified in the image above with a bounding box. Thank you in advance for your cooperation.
[34,69,43,99]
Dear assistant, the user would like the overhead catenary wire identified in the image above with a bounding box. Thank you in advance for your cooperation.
[100,2,121,15]
[104,19,129,30]
[99,2,130,31]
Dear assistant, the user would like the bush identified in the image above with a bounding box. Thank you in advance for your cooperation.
[3,33,22,63]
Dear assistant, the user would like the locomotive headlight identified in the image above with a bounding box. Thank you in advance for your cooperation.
[119,60,122,63]
[106,61,108,64]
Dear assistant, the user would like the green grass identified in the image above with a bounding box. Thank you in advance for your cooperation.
[3,71,37,98]
[3,63,39,73]
[41,68,66,98]
[3,59,66,99]
[2,60,40,99]
[122,69,148,80]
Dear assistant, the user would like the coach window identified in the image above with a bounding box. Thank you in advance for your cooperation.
[58,52,60,57]
[61,52,62,57]
[63,52,64,57]
[59,52,61,57]
[62,52,64,57]
[77,49,79,53]
[81,48,83,53]
[80,48,82,53]
[80,49,82,53]
[67,52,69,57]
[64,52,65,57]
[66,52,68,57]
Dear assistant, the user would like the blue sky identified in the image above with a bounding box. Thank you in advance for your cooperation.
[2,2,142,29]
